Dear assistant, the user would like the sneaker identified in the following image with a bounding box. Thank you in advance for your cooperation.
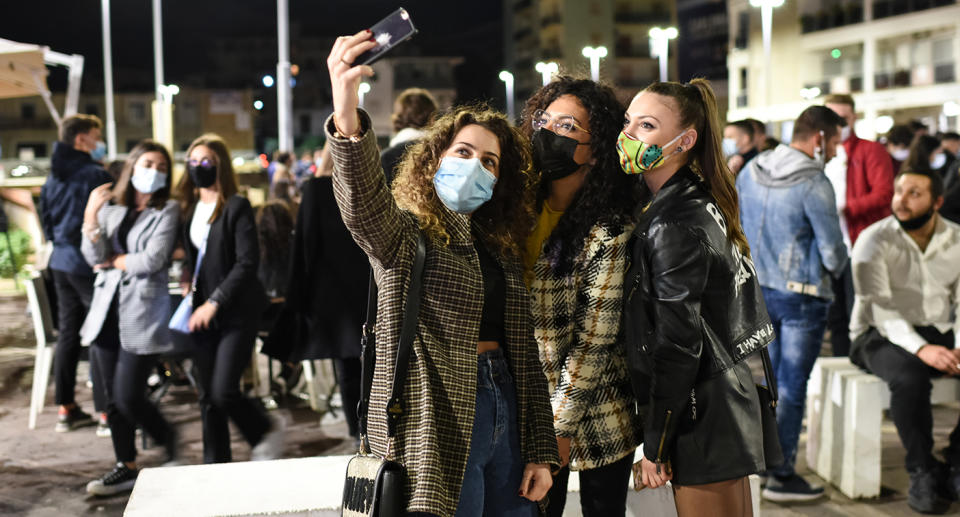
[55,406,94,433]
[761,473,826,502]
[909,466,950,514]
[251,416,286,461]
[86,463,138,496]
[96,413,111,438]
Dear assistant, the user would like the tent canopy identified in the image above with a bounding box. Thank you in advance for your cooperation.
[0,38,51,100]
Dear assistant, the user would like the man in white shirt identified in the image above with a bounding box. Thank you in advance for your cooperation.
[850,169,960,515]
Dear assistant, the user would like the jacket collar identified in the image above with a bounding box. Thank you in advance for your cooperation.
[635,165,700,222]
[50,141,95,179]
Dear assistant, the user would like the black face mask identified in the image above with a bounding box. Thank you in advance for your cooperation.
[188,163,218,188]
[895,208,935,231]
[532,129,584,181]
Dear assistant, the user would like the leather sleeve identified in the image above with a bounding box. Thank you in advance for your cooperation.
[642,221,708,464]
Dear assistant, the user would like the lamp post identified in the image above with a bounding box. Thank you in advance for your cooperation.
[535,61,559,86]
[648,27,678,83]
[358,82,371,108]
[750,0,784,109]
[276,0,293,153]
[581,46,608,82]
[499,70,515,121]
[154,84,179,152]
[100,0,118,160]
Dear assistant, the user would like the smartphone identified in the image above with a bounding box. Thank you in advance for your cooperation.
[355,8,418,66]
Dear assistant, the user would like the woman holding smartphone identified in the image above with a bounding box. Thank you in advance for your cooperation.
[619,79,773,516]
[326,31,559,516]
[177,133,282,464]
[80,140,179,495]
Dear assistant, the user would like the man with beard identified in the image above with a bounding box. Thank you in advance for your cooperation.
[850,169,960,515]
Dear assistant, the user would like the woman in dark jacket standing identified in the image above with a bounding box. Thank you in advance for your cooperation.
[619,79,774,516]
[177,133,281,464]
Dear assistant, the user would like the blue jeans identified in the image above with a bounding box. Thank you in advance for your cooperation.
[455,349,536,517]
[761,287,830,478]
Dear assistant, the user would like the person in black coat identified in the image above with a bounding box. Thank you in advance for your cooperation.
[177,133,281,464]
[265,161,368,441]
[379,88,438,186]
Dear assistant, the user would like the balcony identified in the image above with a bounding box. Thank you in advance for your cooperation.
[874,62,955,90]
[873,0,955,18]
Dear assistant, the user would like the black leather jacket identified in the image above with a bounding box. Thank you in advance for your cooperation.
[623,166,775,485]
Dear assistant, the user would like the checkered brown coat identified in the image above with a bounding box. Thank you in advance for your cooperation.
[529,222,641,471]
[327,113,560,516]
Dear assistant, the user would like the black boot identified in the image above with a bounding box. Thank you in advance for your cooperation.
[909,466,950,514]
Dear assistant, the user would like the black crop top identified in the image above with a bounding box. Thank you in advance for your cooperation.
[475,241,506,343]
[116,208,142,254]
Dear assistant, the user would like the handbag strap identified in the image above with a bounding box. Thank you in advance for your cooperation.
[357,230,427,445]
[760,347,779,405]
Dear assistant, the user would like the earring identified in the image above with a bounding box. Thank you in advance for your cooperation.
[677,146,683,152]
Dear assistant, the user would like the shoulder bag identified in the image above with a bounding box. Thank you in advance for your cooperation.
[169,233,207,334]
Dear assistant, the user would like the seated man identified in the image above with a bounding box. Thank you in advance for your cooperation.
[850,169,960,515]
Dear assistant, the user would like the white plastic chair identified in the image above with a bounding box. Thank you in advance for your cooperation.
[25,271,57,429]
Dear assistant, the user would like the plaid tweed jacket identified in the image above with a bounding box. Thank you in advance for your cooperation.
[327,112,559,516]
[529,221,641,471]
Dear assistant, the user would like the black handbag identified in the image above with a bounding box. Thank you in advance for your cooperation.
[342,231,426,517]
[757,347,785,469]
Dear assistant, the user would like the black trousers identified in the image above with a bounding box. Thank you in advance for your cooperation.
[335,358,361,438]
[852,326,960,470]
[545,449,634,517]
[91,298,172,463]
[193,319,271,463]
[52,269,106,409]
[826,263,854,357]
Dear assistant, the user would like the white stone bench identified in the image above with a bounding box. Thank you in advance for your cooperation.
[805,357,960,499]
[125,451,761,516]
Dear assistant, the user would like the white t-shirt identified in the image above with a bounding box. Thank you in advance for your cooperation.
[824,145,851,250]
[190,200,216,250]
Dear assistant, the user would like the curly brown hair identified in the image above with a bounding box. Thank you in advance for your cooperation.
[392,104,535,257]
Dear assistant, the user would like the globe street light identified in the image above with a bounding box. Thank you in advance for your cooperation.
[581,46,608,82]
[535,61,559,86]
[648,27,678,83]
[750,0,785,109]
[499,70,515,121]
[358,82,371,108]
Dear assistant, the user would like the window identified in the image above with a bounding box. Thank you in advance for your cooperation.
[85,103,99,117]
[128,101,147,125]
[21,103,36,121]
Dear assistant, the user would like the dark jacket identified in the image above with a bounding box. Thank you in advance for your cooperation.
[182,195,268,327]
[622,166,775,486]
[265,176,368,361]
[380,139,418,186]
[41,142,113,275]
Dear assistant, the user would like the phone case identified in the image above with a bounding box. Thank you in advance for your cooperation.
[356,8,418,66]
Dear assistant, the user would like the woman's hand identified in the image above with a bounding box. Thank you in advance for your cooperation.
[634,456,672,490]
[111,254,127,271]
[519,463,552,502]
[326,30,376,137]
[84,183,113,225]
[180,281,191,298]
[556,436,571,470]
[188,301,218,332]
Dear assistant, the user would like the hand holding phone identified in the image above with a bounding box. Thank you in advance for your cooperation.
[327,32,377,137]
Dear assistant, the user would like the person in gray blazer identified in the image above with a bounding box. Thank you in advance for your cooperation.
[79,140,179,496]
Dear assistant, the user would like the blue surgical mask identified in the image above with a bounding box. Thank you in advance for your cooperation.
[433,157,497,214]
[722,138,738,158]
[90,141,107,162]
[131,166,168,194]
[930,152,947,170]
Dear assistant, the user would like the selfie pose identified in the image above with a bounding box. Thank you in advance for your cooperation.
[620,80,774,516]
[326,31,559,516]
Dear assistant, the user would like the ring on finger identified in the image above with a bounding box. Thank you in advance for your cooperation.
[340,57,351,66]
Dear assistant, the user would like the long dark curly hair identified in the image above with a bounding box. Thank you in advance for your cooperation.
[392,104,535,257]
[520,76,638,276]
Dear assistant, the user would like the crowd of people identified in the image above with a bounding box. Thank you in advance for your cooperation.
[32,29,960,517]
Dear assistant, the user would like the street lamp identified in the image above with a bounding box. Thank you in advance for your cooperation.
[499,70,515,121]
[648,27,678,83]
[535,61,559,86]
[358,82,371,108]
[799,86,821,100]
[158,84,179,104]
[750,0,785,109]
[581,46,608,82]
[262,74,275,88]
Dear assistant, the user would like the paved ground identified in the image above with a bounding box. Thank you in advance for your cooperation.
[3,290,960,516]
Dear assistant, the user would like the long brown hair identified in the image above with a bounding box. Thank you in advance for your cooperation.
[112,139,173,209]
[176,133,239,222]
[392,104,535,257]
[644,79,750,255]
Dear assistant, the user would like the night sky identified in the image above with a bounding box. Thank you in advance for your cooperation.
[3,1,505,105]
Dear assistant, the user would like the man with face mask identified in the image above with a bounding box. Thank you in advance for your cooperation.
[39,114,113,432]
[822,94,896,358]
[848,170,960,514]
[722,119,758,175]
[736,105,848,502]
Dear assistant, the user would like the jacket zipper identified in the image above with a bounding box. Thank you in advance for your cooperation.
[656,409,672,474]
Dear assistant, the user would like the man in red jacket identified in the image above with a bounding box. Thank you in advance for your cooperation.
[824,94,894,357]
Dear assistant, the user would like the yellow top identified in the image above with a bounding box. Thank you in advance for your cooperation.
[523,202,565,286]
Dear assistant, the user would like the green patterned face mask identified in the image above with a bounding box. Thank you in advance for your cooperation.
[616,131,684,175]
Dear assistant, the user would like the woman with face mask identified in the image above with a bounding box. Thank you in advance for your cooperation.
[79,140,180,495]
[326,32,559,516]
[176,133,280,464]
[902,134,956,181]
[618,80,775,516]
[520,77,641,517]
